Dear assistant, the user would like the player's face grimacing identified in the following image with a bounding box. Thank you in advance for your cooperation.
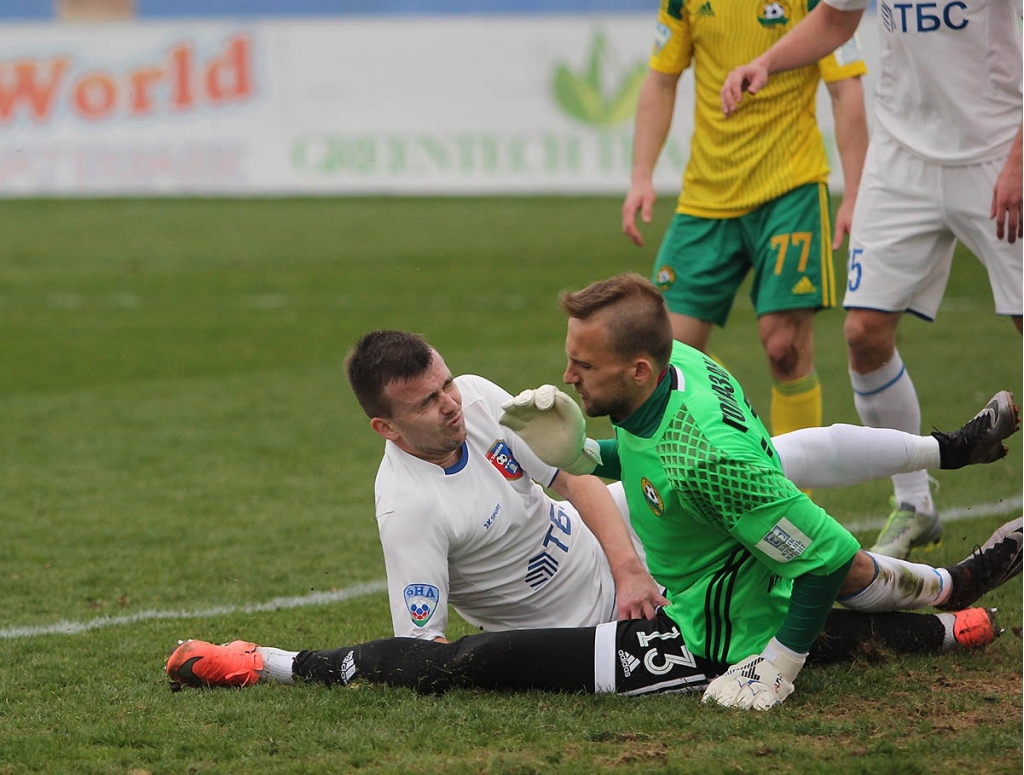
[376,351,466,467]
[563,316,640,422]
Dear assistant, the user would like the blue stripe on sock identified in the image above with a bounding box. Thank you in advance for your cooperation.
[853,365,905,397]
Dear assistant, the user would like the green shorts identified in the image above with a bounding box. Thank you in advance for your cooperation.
[652,182,837,326]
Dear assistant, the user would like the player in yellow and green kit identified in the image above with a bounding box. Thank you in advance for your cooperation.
[622,0,869,442]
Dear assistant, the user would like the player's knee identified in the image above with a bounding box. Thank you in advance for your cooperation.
[762,333,802,378]
[839,550,877,597]
[843,312,895,370]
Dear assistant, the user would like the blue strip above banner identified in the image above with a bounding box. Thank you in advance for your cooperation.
[0,1,659,21]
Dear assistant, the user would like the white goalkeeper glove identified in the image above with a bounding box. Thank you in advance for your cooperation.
[701,638,806,711]
[499,385,602,476]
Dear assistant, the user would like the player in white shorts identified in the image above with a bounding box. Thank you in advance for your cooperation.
[345,330,1018,645]
[720,0,1023,560]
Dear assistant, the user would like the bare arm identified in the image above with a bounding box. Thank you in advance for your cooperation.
[826,75,868,249]
[622,68,681,247]
[991,122,1023,243]
[549,471,667,620]
[721,3,865,115]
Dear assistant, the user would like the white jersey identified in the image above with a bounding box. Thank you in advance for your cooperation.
[375,374,617,641]
[827,0,1023,163]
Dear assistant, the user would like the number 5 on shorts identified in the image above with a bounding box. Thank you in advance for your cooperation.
[847,247,863,291]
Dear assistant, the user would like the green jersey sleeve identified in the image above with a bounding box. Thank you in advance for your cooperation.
[593,438,621,481]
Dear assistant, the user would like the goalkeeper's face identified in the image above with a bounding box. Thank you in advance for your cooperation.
[563,317,645,422]
[373,351,467,468]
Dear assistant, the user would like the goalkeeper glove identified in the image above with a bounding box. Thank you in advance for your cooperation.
[499,385,602,475]
[701,638,806,711]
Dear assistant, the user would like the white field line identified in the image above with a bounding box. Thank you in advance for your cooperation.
[2,496,1021,641]
[0,581,387,640]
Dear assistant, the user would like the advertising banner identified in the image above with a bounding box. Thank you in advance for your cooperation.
[0,16,876,196]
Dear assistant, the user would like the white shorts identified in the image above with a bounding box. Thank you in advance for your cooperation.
[843,126,1023,320]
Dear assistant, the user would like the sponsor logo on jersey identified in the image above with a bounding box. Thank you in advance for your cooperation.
[641,477,665,517]
[618,649,641,677]
[880,1,969,34]
[653,22,672,54]
[403,583,440,627]
[757,1,790,27]
[791,276,817,295]
[696,2,715,17]
[654,265,676,290]
[834,34,864,67]
[757,518,812,563]
[486,440,523,480]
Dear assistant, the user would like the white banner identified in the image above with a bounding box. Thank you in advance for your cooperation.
[0,16,877,196]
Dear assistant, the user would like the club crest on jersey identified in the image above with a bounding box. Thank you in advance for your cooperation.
[640,477,665,517]
[486,440,523,480]
[757,1,790,26]
[654,265,676,291]
[403,583,440,627]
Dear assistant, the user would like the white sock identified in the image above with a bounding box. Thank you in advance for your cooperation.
[775,424,940,489]
[256,647,298,685]
[937,613,958,651]
[849,351,934,511]
[839,553,952,612]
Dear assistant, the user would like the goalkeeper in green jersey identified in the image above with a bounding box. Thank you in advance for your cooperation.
[523,272,1014,709]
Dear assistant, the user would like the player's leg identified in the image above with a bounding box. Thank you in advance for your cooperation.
[758,308,820,436]
[772,390,1019,489]
[746,181,835,438]
[652,213,749,355]
[843,127,957,559]
[168,628,602,693]
[837,517,1023,612]
[944,152,1024,335]
[808,607,1000,666]
[166,613,726,696]
[294,628,603,694]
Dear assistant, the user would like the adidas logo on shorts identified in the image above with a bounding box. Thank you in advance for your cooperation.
[791,276,817,295]
[618,649,641,677]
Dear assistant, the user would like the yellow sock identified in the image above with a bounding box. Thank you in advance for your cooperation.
[770,371,822,435]
[771,372,822,499]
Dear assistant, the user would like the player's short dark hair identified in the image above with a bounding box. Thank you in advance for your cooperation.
[345,330,435,418]
[559,273,673,368]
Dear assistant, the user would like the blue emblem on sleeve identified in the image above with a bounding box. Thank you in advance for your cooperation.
[403,583,440,627]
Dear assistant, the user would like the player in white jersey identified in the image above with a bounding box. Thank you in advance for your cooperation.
[376,373,623,639]
[721,0,1023,560]
[348,329,1018,643]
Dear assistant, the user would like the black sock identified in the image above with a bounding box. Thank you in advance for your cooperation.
[809,609,945,666]
[293,627,597,695]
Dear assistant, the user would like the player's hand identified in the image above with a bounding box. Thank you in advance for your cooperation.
[500,385,601,475]
[622,181,657,247]
[991,148,1023,244]
[721,63,769,117]
[833,192,855,249]
[615,565,669,621]
[702,639,806,711]
[702,655,794,710]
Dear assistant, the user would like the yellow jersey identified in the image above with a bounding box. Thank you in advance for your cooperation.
[650,0,867,218]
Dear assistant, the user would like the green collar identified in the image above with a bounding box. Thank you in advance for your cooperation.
[613,367,676,439]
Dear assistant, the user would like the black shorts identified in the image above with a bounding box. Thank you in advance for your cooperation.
[596,611,726,696]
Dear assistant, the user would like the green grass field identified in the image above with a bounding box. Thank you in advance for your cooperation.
[0,197,1021,774]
